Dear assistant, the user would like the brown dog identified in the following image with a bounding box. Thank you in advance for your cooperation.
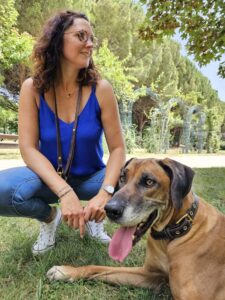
[47,158,225,300]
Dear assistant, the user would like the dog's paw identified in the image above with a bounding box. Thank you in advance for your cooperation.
[47,266,74,282]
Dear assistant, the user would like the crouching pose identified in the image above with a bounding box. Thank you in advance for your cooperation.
[0,10,125,255]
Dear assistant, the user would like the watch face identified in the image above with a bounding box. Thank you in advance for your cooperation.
[104,185,114,194]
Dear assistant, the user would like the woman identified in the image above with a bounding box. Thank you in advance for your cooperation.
[0,10,125,255]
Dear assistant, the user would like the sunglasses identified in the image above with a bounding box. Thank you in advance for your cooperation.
[65,30,98,47]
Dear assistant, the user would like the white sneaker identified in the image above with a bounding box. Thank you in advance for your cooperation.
[85,220,111,244]
[32,207,61,255]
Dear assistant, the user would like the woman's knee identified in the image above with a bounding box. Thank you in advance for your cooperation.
[0,167,42,216]
[0,167,40,198]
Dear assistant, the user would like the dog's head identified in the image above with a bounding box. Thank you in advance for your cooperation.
[105,158,194,262]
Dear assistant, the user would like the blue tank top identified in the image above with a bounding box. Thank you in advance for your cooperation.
[39,86,105,176]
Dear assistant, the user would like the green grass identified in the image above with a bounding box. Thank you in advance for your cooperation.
[0,168,225,300]
[192,168,225,212]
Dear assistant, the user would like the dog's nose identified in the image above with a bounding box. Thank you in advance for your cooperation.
[105,199,126,220]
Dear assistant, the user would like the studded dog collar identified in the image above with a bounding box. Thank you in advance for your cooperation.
[151,194,199,240]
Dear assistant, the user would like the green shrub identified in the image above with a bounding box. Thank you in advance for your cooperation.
[123,125,137,154]
[142,126,160,153]
[220,140,225,150]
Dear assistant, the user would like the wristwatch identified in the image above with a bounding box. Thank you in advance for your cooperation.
[102,184,115,195]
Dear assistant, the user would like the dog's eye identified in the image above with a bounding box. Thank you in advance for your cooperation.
[120,174,126,183]
[143,178,155,187]
[119,169,127,184]
[146,179,154,186]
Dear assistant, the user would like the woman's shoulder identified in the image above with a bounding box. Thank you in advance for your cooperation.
[95,79,116,107]
[96,79,113,92]
[20,77,40,106]
[21,77,38,94]
[95,79,114,101]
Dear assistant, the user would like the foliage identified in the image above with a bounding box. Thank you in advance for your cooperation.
[94,39,139,104]
[143,108,161,153]
[143,126,160,153]
[123,125,137,154]
[15,0,88,37]
[175,90,205,106]
[91,0,144,61]
[132,38,223,140]
[205,108,222,153]
[0,0,224,149]
[0,0,18,33]
[139,0,225,77]
[1,29,33,70]
[129,38,181,96]
[0,0,33,70]
[220,141,225,151]
[15,0,141,61]
[0,96,18,112]
[0,107,17,133]
[218,61,225,78]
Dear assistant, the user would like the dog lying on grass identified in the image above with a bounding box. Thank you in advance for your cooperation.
[47,158,225,300]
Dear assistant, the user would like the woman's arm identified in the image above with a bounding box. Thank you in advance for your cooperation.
[18,78,85,237]
[84,79,126,222]
[19,78,67,193]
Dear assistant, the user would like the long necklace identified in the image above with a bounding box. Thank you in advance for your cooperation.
[53,84,82,180]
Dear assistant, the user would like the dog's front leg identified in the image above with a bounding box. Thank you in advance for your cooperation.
[47,265,164,289]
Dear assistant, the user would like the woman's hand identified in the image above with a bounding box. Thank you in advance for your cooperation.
[60,192,85,238]
[84,190,111,223]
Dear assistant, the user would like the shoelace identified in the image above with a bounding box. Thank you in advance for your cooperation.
[86,222,106,237]
[35,223,54,246]
[95,222,105,236]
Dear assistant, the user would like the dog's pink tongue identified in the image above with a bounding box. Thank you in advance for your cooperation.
[109,226,136,262]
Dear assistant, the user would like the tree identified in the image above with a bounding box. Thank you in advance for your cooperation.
[139,0,225,77]
[205,108,223,153]
[15,0,77,37]
[94,39,143,152]
[94,39,139,105]
[0,0,33,69]
[0,0,33,87]
[91,0,139,60]
[0,107,17,133]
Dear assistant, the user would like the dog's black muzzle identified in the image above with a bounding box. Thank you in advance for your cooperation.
[104,198,127,221]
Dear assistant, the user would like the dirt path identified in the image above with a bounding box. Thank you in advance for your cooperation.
[0,154,225,171]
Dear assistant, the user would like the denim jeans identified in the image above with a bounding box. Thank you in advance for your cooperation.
[0,166,106,222]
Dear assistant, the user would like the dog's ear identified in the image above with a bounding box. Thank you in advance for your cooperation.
[116,158,136,190]
[123,157,135,168]
[158,158,195,210]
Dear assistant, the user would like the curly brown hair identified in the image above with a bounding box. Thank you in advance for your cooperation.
[32,10,100,92]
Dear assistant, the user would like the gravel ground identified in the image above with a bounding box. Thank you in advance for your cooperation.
[0,154,225,171]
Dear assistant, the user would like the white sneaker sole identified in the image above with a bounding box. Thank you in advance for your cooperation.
[32,244,55,256]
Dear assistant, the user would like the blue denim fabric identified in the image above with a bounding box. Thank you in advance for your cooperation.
[0,166,105,222]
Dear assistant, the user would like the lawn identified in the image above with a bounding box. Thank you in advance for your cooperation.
[0,168,225,300]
